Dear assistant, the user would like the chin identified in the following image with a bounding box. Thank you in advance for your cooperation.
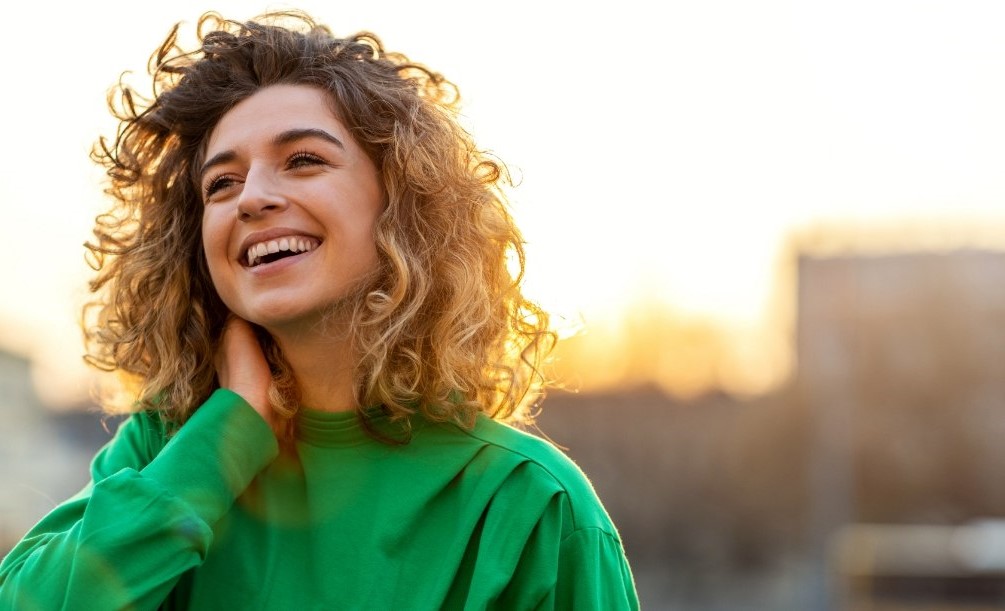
[227,273,378,333]
[246,310,318,333]
[243,300,354,335]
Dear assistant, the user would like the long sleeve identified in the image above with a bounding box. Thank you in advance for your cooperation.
[553,527,639,610]
[498,498,639,611]
[459,457,640,611]
[0,389,278,611]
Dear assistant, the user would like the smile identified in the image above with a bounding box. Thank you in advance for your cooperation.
[245,235,321,267]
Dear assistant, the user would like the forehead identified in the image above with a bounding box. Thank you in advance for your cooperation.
[205,84,345,154]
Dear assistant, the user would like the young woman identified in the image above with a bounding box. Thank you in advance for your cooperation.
[0,11,638,609]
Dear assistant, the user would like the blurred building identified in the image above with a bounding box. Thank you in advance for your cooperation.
[0,348,110,555]
[797,249,1005,609]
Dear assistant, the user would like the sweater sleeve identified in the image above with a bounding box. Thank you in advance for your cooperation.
[553,527,640,610]
[0,389,278,611]
[484,465,640,611]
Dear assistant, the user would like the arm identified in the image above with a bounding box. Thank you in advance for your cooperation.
[553,527,640,610]
[0,390,278,611]
[487,472,640,611]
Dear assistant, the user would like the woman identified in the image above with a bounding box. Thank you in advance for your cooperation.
[0,11,638,610]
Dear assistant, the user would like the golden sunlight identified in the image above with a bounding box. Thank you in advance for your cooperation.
[3,0,1005,408]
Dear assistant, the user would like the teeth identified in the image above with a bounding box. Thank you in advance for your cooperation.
[245,236,319,267]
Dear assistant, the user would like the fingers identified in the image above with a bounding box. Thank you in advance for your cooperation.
[217,315,276,429]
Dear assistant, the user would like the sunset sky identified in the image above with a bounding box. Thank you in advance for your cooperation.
[3,0,1005,405]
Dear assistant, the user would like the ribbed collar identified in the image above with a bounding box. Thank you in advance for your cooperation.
[295,406,416,447]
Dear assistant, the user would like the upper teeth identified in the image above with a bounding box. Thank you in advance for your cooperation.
[246,236,318,267]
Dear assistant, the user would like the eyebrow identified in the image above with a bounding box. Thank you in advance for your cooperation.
[199,127,346,178]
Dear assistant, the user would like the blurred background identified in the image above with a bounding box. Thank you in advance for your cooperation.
[3,1,1005,609]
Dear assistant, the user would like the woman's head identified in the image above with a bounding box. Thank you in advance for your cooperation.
[86,11,554,432]
[200,83,385,334]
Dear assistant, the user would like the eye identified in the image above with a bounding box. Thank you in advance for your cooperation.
[204,174,240,199]
[288,150,327,169]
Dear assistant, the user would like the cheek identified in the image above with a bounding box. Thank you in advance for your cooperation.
[349,218,380,270]
[201,212,231,292]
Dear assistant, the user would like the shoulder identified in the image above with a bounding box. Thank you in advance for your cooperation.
[451,415,617,535]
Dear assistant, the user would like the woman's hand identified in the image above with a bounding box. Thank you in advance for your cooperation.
[216,316,276,430]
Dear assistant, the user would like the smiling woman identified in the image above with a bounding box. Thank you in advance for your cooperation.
[0,10,638,610]
[200,84,387,415]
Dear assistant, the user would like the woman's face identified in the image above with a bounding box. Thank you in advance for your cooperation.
[200,84,384,333]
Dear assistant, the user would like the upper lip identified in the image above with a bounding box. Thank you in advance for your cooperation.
[238,227,322,262]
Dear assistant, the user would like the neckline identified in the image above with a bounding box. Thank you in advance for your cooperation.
[295,405,415,447]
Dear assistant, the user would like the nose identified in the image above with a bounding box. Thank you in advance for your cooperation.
[237,167,288,221]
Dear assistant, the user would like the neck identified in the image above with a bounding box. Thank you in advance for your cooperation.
[271,319,359,412]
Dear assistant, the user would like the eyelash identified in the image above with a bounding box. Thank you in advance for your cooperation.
[288,150,326,168]
[203,150,328,199]
[204,175,236,199]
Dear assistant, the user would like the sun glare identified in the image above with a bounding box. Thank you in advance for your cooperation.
[3,1,1005,408]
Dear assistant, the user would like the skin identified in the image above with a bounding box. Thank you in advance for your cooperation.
[216,316,276,428]
[202,84,385,423]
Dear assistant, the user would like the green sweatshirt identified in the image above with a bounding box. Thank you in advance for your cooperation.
[0,389,638,610]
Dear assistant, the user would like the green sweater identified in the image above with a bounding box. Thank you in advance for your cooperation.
[0,389,638,610]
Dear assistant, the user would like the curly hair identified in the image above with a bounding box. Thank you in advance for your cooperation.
[84,11,555,438]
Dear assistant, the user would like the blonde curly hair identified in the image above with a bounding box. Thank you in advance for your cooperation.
[84,11,555,438]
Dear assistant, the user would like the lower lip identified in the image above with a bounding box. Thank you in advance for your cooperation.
[244,248,318,276]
